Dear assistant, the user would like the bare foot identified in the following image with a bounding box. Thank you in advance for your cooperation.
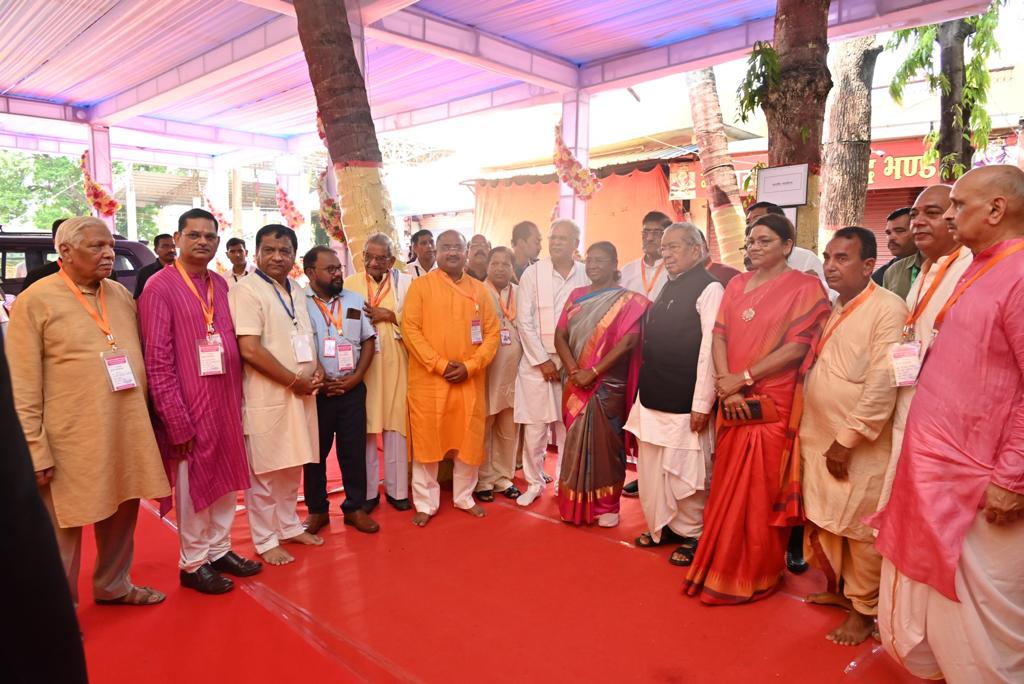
[411,512,432,527]
[461,504,486,518]
[806,592,853,610]
[283,531,324,546]
[260,546,294,566]
[826,610,875,646]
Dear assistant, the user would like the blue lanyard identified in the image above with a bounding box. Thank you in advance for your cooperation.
[254,269,296,324]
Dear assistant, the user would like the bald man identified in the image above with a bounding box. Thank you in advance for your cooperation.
[872,165,1024,683]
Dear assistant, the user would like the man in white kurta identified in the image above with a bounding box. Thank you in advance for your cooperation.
[514,219,590,507]
[620,211,671,303]
[229,225,323,566]
[344,234,413,510]
[625,224,722,553]
[801,228,907,646]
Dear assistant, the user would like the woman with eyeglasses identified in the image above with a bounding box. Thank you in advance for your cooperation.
[682,213,830,604]
[553,241,649,527]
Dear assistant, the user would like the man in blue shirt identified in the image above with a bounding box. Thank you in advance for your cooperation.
[302,246,379,534]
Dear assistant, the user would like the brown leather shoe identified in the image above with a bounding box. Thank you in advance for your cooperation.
[303,512,331,535]
[343,509,380,534]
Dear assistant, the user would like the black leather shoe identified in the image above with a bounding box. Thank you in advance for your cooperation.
[786,551,810,574]
[622,480,640,498]
[363,496,380,513]
[386,494,412,511]
[180,565,233,594]
[211,551,262,577]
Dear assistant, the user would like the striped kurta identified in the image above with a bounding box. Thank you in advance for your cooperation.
[138,266,250,513]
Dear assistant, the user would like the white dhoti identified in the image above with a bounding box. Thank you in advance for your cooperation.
[244,466,304,555]
[879,511,1024,683]
[411,460,479,515]
[365,431,409,501]
[176,460,238,572]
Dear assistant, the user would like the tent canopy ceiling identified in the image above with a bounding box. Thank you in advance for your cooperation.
[0,0,989,162]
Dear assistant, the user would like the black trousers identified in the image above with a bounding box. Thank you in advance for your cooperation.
[304,383,368,514]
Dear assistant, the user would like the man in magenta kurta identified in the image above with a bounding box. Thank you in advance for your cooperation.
[872,166,1024,683]
[139,209,261,595]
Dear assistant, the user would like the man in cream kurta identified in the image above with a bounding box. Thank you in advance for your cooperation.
[800,228,907,646]
[514,219,590,507]
[344,235,414,510]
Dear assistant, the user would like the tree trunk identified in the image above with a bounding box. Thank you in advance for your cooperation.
[819,36,882,235]
[293,0,398,270]
[685,67,746,270]
[763,0,833,251]
[937,19,976,180]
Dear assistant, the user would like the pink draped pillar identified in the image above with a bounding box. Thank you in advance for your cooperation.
[558,90,590,244]
[88,125,115,233]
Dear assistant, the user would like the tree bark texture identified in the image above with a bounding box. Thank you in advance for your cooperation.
[763,0,833,250]
[685,67,746,270]
[819,36,882,235]
[937,19,976,180]
[293,0,398,270]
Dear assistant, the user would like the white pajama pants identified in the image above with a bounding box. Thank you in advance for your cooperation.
[411,460,479,515]
[365,431,409,500]
[176,460,238,572]
[244,466,305,555]
[521,421,565,490]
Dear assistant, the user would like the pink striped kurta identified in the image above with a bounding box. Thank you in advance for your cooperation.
[138,265,250,513]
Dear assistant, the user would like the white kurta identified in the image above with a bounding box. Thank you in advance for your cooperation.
[404,260,436,279]
[620,257,669,302]
[513,259,589,425]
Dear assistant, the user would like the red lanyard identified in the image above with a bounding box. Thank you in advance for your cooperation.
[312,296,343,333]
[174,260,215,333]
[58,266,116,348]
[366,271,392,307]
[905,246,961,331]
[933,241,1024,332]
[487,283,516,321]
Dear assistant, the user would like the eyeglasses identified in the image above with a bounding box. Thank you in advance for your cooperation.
[744,237,781,250]
[437,244,466,253]
[585,257,614,265]
[363,254,391,263]
[182,232,217,242]
[318,265,344,275]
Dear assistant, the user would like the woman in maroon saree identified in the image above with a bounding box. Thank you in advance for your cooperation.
[554,242,648,527]
[682,214,830,604]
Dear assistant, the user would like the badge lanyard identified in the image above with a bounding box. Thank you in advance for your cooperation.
[641,261,664,297]
[902,246,961,341]
[174,260,216,335]
[932,241,1024,333]
[441,272,483,344]
[816,282,875,355]
[255,269,297,327]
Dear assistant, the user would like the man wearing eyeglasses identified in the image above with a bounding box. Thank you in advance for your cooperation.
[620,211,672,303]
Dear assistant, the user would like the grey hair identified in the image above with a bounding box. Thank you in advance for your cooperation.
[549,218,581,242]
[665,222,708,259]
[55,216,109,251]
[363,232,395,258]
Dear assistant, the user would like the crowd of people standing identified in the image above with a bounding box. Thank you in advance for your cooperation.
[2,164,1022,684]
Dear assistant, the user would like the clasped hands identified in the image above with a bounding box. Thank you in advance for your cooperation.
[443,361,469,384]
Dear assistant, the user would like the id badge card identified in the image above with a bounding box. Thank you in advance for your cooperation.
[196,337,225,376]
[470,319,483,345]
[101,351,138,391]
[323,337,337,358]
[338,342,355,372]
[375,334,381,353]
[500,327,512,346]
[291,333,315,364]
[891,341,923,387]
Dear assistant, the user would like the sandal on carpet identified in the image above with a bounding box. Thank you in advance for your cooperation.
[501,485,521,499]
[475,489,495,503]
[635,531,661,547]
[668,538,699,567]
[95,585,166,606]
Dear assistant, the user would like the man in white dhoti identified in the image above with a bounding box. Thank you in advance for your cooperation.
[625,223,723,564]
[514,219,590,507]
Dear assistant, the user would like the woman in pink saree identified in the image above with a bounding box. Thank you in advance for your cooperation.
[554,242,649,527]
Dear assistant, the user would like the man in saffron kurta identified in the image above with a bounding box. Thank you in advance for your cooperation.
[872,165,1024,683]
[401,230,500,526]
[344,234,413,510]
[800,228,906,646]
[139,209,261,595]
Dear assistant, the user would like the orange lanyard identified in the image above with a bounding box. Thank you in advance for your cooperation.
[905,247,961,332]
[312,296,343,334]
[488,283,516,322]
[58,266,117,348]
[816,282,876,354]
[933,241,1024,332]
[366,271,392,308]
[641,260,664,296]
[174,260,215,333]
[441,272,479,314]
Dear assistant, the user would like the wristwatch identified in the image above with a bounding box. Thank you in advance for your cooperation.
[743,369,755,386]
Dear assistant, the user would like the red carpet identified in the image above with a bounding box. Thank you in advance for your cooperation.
[76,456,927,683]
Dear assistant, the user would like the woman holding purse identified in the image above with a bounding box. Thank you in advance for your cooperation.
[682,213,830,604]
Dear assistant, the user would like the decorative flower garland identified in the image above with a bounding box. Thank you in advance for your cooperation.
[554,121,601,200]
[204,196,231,229]
[80,151,120,217]
[316,169,347,244]
[275,183,304,230]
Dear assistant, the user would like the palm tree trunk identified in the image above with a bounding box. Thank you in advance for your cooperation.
[685,67,746,270]
[293,0,398,270]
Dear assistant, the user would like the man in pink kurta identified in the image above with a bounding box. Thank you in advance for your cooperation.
[139,209,261,594]
[872,166,1024,683]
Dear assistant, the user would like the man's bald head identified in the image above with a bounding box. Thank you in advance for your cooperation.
[947,165,1024,254]
[910,184,957,260]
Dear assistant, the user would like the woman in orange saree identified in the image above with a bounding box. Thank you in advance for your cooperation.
[682,214,830,604]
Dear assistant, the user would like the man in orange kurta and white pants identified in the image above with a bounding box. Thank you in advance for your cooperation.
[401,230,501,526]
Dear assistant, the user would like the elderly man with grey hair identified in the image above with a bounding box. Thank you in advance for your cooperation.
[6,216,170,606]
[344,233,415,510]
[624,222,724,566]
[514,218,590,506]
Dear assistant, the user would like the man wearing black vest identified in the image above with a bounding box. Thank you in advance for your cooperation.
[624,222,724,566]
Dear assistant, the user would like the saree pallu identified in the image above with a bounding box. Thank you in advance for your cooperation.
[683,270,829,604]
[557,287,648,525]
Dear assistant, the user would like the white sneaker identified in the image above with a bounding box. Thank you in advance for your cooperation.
[597,513,620,528]
[517,486,542,507]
